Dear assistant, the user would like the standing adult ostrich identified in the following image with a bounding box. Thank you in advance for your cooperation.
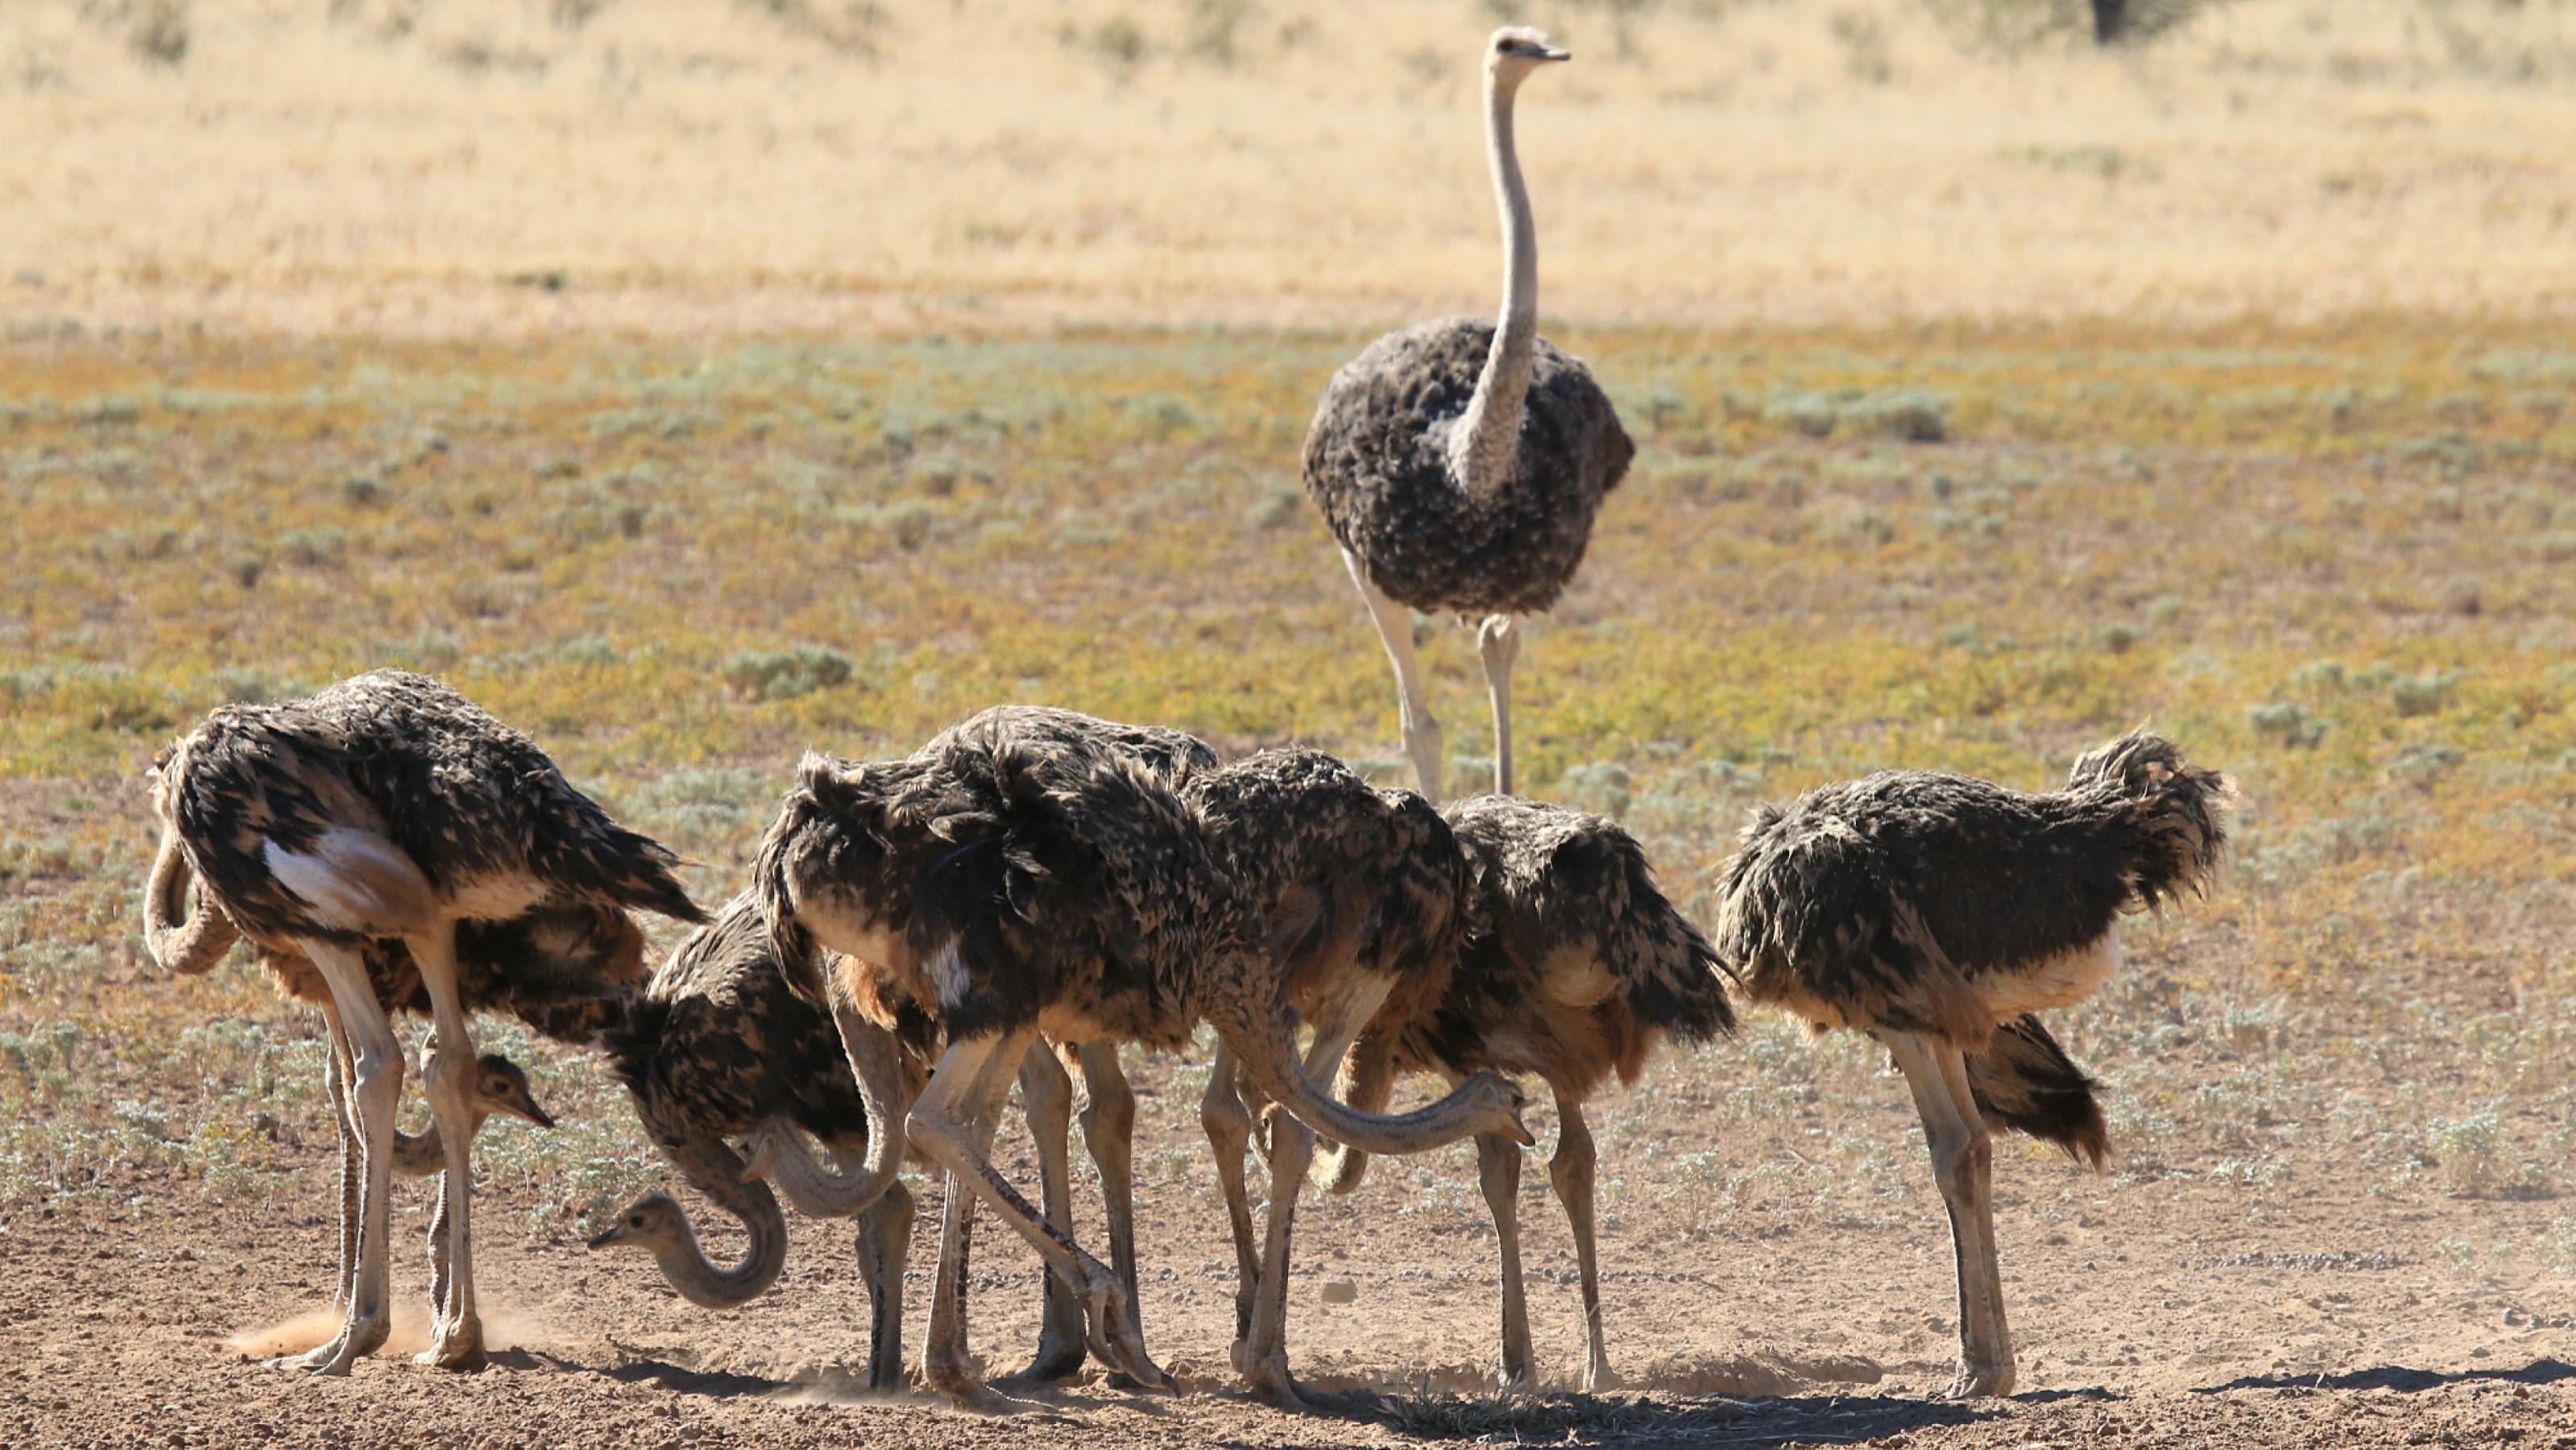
[1304,26,1632,802]
[754,715,1532,1409]
[1319,795,1734,1391]
[1711,730,2230,1398]
[144,670,704,1373]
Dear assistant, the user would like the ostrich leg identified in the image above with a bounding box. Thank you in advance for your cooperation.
[920,1032,1017,1408]
[1885,1031,2015,1398]
[1236,983,1396,1414]
[1344,549,1445,802]
[411,918,488,1371]
[318,1000,362,1312]
[1199,1046,1264,1349]
[855,1176,915,1393]
[1473,1121,1534,1389]
[1476,613,1521,797]
[280,942,401,1373]
[1073,1040,1158,1387]
[1008,1042,1088,1386]
[909,1027,1171,1403]
[1547,1092,1615,1391]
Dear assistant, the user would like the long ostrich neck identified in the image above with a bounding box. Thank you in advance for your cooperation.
[1449,70,1539,495]
[646,1136,790,1307]
[143,824,238,975]
[744,1122,880,1219]
[1207,992,1491,1155]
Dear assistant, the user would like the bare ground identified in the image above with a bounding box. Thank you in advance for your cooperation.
[5,984,2573,1449]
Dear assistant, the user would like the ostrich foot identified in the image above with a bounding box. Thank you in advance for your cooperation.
[996,1336,1085,1390]
[1080,1277,1174,1394]
[416,1315,487,1372]
[923,1366,1047,1415]
[1937,1360,2015,1399]
[267,1311,389,1375]
[1237,1349,1381,1417]
[1580,1362,1624,1394]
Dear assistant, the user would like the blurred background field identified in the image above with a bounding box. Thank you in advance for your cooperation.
[2,0,2574,335]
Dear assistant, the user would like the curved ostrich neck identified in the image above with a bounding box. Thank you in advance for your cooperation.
[1449,71,1539,495]
[1214,1000,1489,1155]
[645,1137,789,1308]
[644,1208,781,1308]
[748,1122,879,1219]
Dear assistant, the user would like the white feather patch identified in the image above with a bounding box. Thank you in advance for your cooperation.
[925,939,970,1009]
[263,828,433,934]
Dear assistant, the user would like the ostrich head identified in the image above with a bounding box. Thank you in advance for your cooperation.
[585,1191,686,1253]
[1486,26,1570,86]
[471,1053,557,1129]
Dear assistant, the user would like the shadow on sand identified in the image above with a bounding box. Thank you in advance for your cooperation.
[2194,1357,2576,1396]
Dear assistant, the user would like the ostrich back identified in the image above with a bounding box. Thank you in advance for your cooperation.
[932,705,1219,786]
[1388,795,1732,1097]
[1714,743,2227,1038]
[1303,317,1632,619]
[607,894,876,1149]
[757,719,1269,1051]
[164,669,700,949]
[1182,748,1464,1024]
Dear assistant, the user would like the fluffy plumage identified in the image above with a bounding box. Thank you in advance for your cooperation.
[1305,318,1631,619]
[756,723,1253,1050]
[754,708,1533,1406]
[1184,747,1465,1019]
[607,893,881,1157]
[154,670,702,953]
[1713,727,2230,1058]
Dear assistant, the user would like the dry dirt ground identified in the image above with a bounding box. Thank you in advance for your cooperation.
[5,946,2574,1450]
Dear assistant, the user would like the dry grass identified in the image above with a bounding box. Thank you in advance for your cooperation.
[5,1,2575,337]
[2,318,2572,1241]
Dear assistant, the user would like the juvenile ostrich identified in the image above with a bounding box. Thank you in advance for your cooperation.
[1320,795,1734,1391]
[1304,26,1632,802]
[586,892,923,1393]
[1182,748,1468,1411]
[754,715,1532,1408]
[761,703,1223,1396]
[1712,729,2230,1398]
[143,669,703,1373]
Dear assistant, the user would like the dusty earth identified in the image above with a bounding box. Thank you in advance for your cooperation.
[5,1023,2572,1450]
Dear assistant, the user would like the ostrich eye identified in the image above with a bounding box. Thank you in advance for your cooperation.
[628,1214,644,1227]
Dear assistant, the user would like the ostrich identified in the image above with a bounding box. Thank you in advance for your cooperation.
[754,714,1532,1408]
[1318,795,1734,1391]
[585,891,924,1394]
[1303,26,1632,802]
[1182,747,1468,1411]
[143,669,704,1373]
[148,836,640,1341]
[756,702,1223,1398]
[1711,729,2230,1398]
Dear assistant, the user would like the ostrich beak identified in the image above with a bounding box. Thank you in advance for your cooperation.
[1536,44,1570,62]
[518,1098,558,1130]
[585,1223,629,1251]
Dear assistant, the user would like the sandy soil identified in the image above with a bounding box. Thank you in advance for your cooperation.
[6,1037,2572,1450]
